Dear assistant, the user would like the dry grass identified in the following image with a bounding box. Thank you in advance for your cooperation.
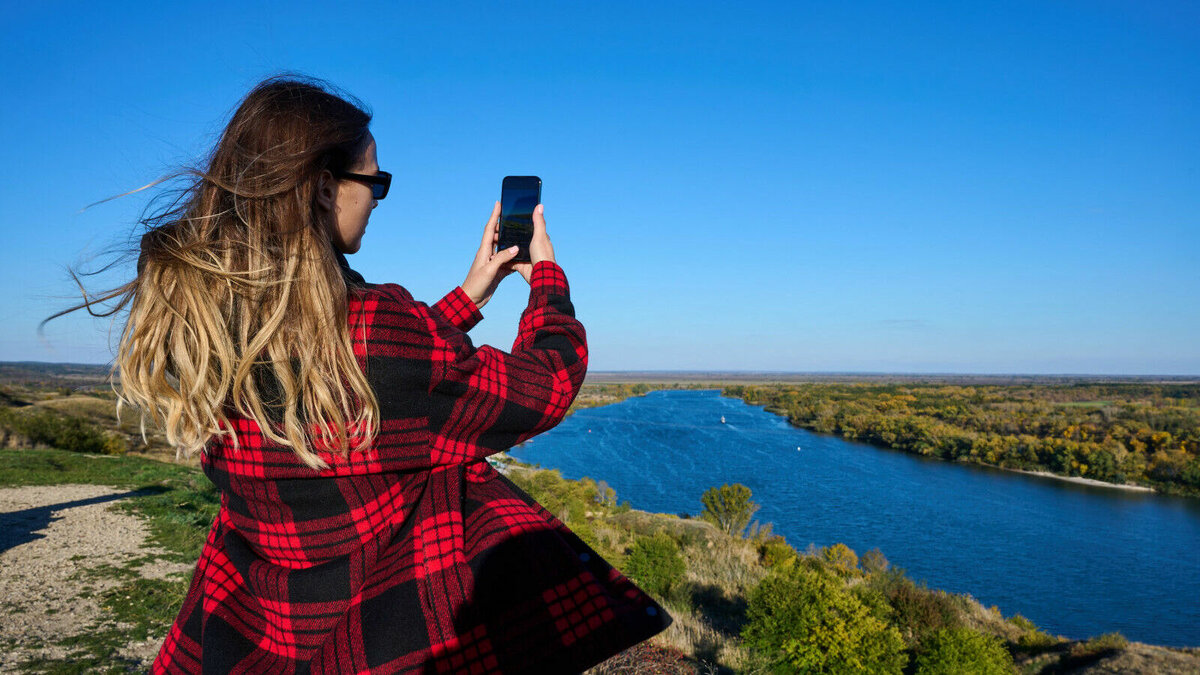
[590,511,771,672]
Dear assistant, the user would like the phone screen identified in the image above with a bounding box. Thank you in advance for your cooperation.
[498,176,541,263]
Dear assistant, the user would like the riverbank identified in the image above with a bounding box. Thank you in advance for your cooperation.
[717,382,1198,498]
[735,393,1164,494]
[1004,468,1156,493]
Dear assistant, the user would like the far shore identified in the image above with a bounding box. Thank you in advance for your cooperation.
[578,382,1170,496]
[1003,467,1156,493]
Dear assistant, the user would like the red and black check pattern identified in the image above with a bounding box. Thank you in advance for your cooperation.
[152,261,671,674]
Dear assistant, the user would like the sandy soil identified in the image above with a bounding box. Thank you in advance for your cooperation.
[0,483,190,671]
[1007,468,1157,493]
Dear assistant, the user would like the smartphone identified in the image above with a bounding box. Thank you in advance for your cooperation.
[497,176,541,263]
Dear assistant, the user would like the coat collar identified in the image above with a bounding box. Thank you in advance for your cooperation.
[334,249,366,285]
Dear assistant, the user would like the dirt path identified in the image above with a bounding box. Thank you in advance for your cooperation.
[0,484,190,670]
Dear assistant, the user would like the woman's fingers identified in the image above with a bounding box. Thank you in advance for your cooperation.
[491,245,520,269]
[531,203,545,235]
[529,203,555,265]
[507,261,534,283]
[483,201,500,244]
[476,201,501,261]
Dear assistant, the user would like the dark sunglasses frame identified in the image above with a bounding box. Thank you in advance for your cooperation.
[334,169,391,200]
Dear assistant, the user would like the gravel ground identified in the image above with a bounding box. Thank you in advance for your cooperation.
[0,484,190,670]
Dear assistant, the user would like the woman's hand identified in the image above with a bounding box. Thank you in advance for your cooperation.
[460,201,521,310]
[505,203,556,284]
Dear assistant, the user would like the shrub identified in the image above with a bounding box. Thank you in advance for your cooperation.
[757,535,797,568]
[624,532,686,598]
[914,627,1014,674]
[0,407,113,454]
[820,543,859,576]
[861,548,889,575]
[1016,628,1057,650]
[742,565,907,673]
[1009,614,1056,649]
[868,570,962,645]
[1073,632,1128,657]
[746,519,774,543]
[1007,614,1036,632]
[101,432,128,455]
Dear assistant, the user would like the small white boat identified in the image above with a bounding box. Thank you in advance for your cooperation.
[720,416,726,424]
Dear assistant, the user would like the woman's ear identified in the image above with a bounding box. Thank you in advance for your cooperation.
[315,169,336,212]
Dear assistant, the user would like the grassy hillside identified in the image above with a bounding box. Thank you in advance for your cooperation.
[498,456,1200,673]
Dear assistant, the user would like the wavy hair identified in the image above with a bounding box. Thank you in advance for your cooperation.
[44,75,381,469]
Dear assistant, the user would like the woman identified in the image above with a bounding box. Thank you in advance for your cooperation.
[58,76,670,673]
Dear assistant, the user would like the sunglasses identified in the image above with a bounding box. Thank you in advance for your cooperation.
[334,169,391,200]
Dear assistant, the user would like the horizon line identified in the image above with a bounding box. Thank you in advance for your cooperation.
[3,361,1197,380]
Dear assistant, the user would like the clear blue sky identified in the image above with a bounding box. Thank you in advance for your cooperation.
[3,1,1197,374]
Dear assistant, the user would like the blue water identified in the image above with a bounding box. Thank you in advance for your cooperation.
[509,389,1200,648]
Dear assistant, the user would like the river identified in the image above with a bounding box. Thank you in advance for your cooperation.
[508,389,1200,648]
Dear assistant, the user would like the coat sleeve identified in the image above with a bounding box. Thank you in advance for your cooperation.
[423,261,587,465]
[430,286,484,333]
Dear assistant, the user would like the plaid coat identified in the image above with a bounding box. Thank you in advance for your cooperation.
[152,257,671,674]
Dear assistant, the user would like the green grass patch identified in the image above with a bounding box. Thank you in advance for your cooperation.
[0,448,217,562]
[1,448,212,672]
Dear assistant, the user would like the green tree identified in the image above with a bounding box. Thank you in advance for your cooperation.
[742,565,907,673]
[1182,457,1200,489]
[914,627,1014,674]
[700,483,760,538]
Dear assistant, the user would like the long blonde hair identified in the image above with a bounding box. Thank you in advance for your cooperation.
[45,75,381,469]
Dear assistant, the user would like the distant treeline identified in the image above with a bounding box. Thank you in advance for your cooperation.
[723,383,1200,496]
[567,382,713,414]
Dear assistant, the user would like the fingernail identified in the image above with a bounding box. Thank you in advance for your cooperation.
[509,246,519,252]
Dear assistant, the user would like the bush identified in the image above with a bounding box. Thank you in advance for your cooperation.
[1007,614,1036,632]
[914,627,1014,674]
[0,407,115,454]
[1073,632,1128,657]
[820,543,859,576]
[742,565,907,673]
[868,570,963,645]
[624,532,686,598]
[757,535,797,568]
[1009,614,1057,650]
[861,548,890,575]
